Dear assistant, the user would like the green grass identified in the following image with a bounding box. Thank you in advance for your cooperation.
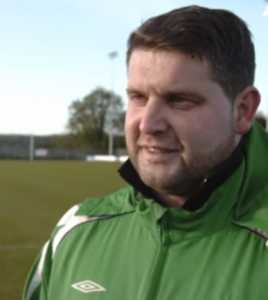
[0,160,125,300]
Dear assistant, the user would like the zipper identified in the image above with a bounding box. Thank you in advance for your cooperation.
[138,216,170,300]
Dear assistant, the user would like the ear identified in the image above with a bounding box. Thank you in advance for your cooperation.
[233,86,261,135]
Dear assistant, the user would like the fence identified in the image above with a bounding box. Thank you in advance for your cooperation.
[0,134,87,160]
[0,134,127,160]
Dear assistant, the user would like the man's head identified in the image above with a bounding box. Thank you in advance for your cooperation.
[127,5,255,100]
[125,6,260,204]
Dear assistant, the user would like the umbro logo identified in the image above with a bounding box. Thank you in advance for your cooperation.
[72,280,106,293]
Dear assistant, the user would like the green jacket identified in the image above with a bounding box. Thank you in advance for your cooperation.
[24,123,268,300]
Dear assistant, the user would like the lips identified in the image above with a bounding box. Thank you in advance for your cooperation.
[143,146,177,153]
[139,144,179,153]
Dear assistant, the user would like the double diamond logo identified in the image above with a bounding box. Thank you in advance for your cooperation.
[72,280,106,293]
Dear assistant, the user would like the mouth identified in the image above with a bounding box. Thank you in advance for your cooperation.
[142,146,178,154]
[139,145,179,163]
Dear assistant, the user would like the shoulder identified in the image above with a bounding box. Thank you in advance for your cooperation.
[51,186,136,256]
[77,185,137,216]
[57,185,136,225]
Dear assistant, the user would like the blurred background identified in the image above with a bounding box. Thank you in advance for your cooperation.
[0,0,267,299]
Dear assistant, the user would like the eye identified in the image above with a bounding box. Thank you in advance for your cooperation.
[166,94,202,110]
[127,92,147,105]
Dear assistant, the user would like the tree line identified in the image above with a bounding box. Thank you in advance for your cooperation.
[61,86,126,154]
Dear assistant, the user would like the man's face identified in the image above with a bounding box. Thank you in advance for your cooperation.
[125,49,240,196]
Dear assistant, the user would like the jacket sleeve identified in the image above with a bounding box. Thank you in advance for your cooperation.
[22,204,80,300]
[22,240,52,300]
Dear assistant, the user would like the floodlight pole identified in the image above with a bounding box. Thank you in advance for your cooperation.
[108,118,114,156]
[108,51,118,156]
[29,134,35,161]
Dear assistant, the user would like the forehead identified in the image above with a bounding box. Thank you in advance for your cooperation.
[127,49,213,91]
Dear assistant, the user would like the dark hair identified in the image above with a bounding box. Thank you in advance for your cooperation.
[127,5,255,100]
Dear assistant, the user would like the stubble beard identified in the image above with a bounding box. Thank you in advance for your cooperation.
[136,155,202,196]
[131,131,238,197]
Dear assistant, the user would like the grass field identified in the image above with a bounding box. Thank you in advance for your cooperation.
[0,160,125,300]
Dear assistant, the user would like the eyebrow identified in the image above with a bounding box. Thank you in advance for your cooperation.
[163,91,206,102]
[126,87,206,103]
[126,88,205,101]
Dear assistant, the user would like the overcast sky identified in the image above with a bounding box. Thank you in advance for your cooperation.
[0,0,267,135]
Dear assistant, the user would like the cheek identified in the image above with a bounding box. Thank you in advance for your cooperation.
[173,114,216,148]
[184,114,233,150]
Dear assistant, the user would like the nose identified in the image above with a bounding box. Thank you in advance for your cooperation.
[139,98,168,134]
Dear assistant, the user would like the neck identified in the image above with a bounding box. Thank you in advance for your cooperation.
[156,178,207,208]
[157,193,187,207]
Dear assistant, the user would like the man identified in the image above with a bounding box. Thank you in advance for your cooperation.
[24,5,268,300]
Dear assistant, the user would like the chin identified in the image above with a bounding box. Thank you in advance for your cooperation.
[140,170,175,190]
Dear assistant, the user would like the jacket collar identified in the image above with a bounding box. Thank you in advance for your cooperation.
[232,123,268,239]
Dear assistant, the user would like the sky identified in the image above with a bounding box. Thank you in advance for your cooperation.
[0,0,267,135]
